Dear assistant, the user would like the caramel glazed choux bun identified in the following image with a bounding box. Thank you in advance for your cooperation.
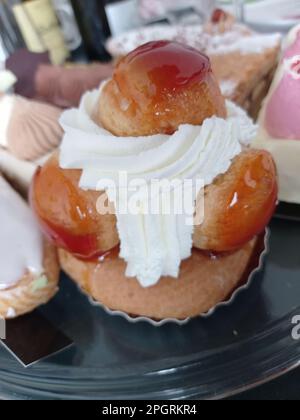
[31,41,278,320]
[0,175,59,319]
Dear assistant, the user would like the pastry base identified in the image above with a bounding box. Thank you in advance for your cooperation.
[59,237,259,320]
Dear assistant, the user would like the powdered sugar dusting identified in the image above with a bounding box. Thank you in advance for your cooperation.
[6,307,16,319]
[220,79,237,98]
[211,33,281,55]
[107,24,281,58]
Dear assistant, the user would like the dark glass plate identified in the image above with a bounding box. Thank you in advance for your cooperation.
[275,202,300,222]
[0,218,299,400]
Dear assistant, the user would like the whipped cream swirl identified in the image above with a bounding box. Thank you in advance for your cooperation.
[60,87,256,287]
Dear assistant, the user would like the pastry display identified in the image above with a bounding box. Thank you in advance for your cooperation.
[0,175,59,319]
[0,94,63,194]
[31,41,277,321]
[34,62,114,108]
[106,11,281,118]
[253,24,300,204]
[5,49,114,108]
[0,70,16,93]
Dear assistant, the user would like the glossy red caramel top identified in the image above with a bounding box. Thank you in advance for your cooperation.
[211,8,227,23]
[115,41,212,103]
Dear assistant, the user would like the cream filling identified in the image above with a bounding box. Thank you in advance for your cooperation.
[0,95,14,148]
[0,149,37,194]
[254,108,300,204]
[254,43,300,204]
[0,70,16,94]
[106,24,281,58]
[208,33,281,55]
[0,177,44,290]
[284,23,300,50]
[60,88,256,287]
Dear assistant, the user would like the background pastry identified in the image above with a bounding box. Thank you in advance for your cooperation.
[34,63,114,109]
[0,94,63,195]
[5,49,114,109]
[0,94,62,161]
[0,70,16,93]
[253,24,300,204]
[0,175,59,319]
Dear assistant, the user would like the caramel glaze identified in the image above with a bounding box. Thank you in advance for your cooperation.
[115,41,220,134]
[30,158,119,260]
[99,40,227,136]
[216,152,277,250]
[31,166,100,260]
[193,150,277,252]
[115,40,212,103]
[37,217,100,261]
[85,235,264,265]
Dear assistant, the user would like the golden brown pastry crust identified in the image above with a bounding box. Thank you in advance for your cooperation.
[98,76,227,137]
[0,241,60,319]
[193,149,277,252]
[97,41,227,137]
[59,237,257,320]
[31,152,119,255]
[33,150,276,255]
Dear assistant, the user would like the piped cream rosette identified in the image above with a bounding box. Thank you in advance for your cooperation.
[60,85,257,288]
[0,94,63,194]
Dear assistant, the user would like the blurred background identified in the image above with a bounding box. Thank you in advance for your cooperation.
[0,0,299,68]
